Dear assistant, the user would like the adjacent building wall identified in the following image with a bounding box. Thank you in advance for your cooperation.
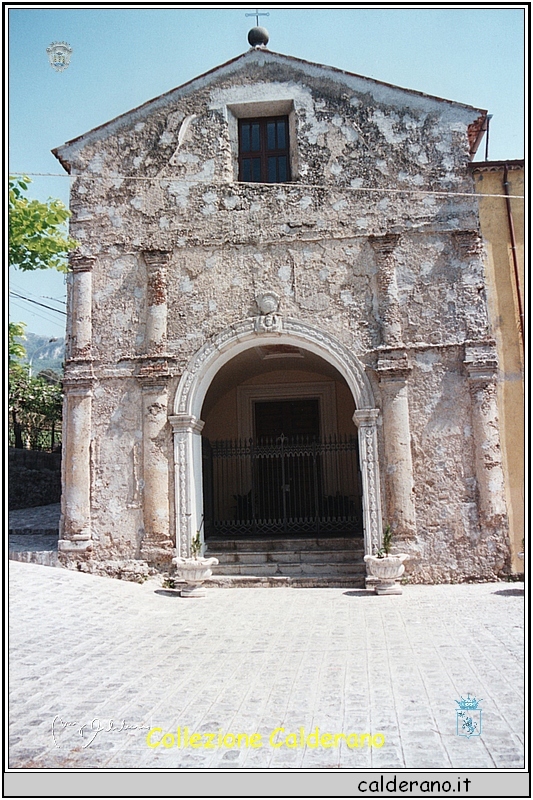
[471,161,524,572]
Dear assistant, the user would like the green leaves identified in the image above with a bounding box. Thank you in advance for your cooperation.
[8,176,68,449]
[9,175,79,272]
[9,369,63,424]
[8,322,27,366]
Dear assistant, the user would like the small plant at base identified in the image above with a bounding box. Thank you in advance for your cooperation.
[376,524,392,558]
[190,532,203,559]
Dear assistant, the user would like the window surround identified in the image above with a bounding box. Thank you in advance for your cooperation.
[236,381,337,441]
[226,99,298,182]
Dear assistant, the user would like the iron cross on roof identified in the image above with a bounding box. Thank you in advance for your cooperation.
[246,8,270,26]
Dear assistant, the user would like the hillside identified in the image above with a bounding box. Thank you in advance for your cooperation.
[16,332,66,375]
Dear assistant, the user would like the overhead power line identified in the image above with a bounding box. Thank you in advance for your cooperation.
[9,292,67,316]
[9,299,66,329]
[8,172,524,200]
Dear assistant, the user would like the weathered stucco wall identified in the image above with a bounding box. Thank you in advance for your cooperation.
[472,164,524,573]
[55,49,511,581]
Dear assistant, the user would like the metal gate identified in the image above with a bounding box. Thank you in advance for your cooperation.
[203,434,363,537]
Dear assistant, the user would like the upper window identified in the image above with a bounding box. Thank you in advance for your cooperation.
[238,116,290,183]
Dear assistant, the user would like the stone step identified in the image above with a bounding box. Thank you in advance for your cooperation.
[208,549,363,565]
[205,536,363,552]
[209,561,366,577]
[205,535,365,582]
[200,575,366,589]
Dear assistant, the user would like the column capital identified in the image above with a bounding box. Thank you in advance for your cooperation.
[369,233,401,259]
[464,343,498,384]
[62,373,94,395]
[62,383,93,398]
[353,407,380,427]
[138,360,170,387]
[169,414,205,435]
[69,251,96,272]
[377,351,411,381]
[143,249,171,270]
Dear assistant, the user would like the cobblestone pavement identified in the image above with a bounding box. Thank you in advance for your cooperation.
[9,561,524,770]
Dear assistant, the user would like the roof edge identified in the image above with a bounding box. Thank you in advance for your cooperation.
[53,50,253,165]
[52,47,488,167]
[469,159,525,171]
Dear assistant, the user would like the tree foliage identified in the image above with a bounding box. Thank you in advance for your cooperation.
[8,176,72,448]
[9,371,63,421]
[36,368,62,385]
[9,175,78,272]
[8,322,27,367]
[9,368,63,450]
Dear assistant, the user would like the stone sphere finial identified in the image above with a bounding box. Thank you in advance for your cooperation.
[248,26,269,47]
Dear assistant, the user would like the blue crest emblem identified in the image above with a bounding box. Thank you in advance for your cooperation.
[46,42,73,72]
[455,694,482,737]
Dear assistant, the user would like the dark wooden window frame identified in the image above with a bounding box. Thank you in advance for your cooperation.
[238,115,291,183]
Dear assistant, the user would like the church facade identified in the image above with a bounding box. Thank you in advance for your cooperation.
[53,42,512,582]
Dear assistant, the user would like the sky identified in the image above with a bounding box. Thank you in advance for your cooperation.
[7,3,526,338]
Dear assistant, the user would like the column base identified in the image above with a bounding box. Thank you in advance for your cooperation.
[58,539,93,553]
[140,542,174,566]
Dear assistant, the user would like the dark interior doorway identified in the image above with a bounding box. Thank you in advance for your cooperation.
[203,396,363,539]
[254,398,320,440]
[253,398,320,522]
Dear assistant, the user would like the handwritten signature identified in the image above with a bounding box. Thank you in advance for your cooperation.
[52,715,151,748]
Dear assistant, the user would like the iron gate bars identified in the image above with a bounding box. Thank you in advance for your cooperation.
[203,434,363,537]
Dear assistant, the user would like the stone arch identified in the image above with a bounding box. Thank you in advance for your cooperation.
[169,317,383,558]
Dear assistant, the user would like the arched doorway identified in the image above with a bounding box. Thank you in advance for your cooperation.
[170,317,383,559]
[201,345,363,539]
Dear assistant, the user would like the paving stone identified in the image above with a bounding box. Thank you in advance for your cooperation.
[8,561,524,769]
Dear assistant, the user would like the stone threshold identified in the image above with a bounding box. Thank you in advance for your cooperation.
[195,575,366,588]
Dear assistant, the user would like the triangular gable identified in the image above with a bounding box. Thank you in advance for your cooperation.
[53,47,487,169]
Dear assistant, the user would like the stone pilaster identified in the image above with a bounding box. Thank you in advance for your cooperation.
[58,378,93,555]
[376,351,416,540]
[370,234,403,348]
[139,365,172,566]
[453,231,491,340]
[143,250,170,355]
[352,408,383,556]
[169,414,205,559]
[464,344,507,526]
[69,252,95,359]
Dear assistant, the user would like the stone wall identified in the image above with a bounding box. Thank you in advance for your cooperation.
[54,50,511,581]
[8,449,61,510]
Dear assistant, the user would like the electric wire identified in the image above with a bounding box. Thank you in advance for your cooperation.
[8,172,524,200]
[9,299,66,329]
[9,292,67,316]
[10,282,66,307]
